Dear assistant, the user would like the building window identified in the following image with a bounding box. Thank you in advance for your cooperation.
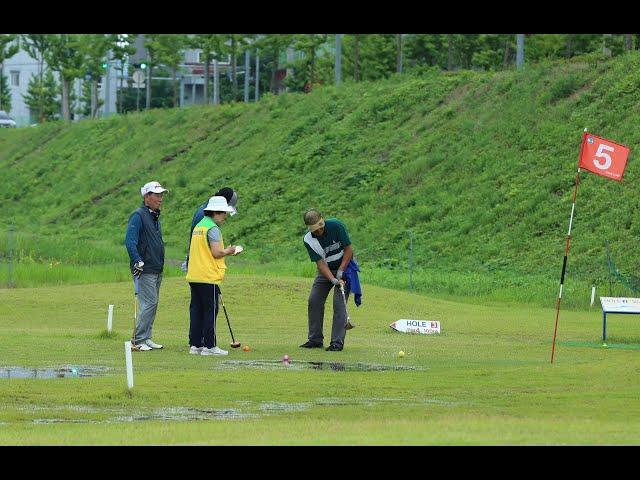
[10,71,20,87]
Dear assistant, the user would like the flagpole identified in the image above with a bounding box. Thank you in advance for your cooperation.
[551,129,587,364]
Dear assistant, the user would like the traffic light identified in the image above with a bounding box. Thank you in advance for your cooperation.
[101,62,108,69]
[133,63,147,70]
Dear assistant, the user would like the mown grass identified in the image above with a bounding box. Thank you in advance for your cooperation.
[1,274,639,445]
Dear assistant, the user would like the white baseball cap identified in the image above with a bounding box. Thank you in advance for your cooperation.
[141,181,168,196]
[203,196,235,213]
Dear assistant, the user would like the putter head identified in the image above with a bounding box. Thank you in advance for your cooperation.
[345,321,356,330]
[130,343,141,352]
[231,341,242,348]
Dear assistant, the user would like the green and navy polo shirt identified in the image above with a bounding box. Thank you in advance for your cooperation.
[303,218,351,271]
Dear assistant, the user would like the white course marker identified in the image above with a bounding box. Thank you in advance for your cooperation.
[107,304,114,332]
[124,341,134,389]
[590,286,596,308]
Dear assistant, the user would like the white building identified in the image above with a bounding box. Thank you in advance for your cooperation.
[3,44,117,127]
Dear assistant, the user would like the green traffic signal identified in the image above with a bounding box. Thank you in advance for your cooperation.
[140,63,147,70]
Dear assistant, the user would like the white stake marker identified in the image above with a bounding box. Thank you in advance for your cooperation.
[590,286,596,307]
[124,341,134,389]
[107,305,114,332]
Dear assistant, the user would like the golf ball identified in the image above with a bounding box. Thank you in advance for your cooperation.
[398,350,405,358]
[243,345,250,352]
[283,354,290,362]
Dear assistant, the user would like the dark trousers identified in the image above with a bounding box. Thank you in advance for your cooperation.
[189,282,219,349]
[307,272,350,348]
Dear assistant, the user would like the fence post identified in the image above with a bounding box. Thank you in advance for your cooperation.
[407,230,414,292]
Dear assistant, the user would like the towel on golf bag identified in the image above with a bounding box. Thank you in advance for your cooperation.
[343,258,362,307]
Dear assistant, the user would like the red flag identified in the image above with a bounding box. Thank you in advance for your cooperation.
[578,133,630,182]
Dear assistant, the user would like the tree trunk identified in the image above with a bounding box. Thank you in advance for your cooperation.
[204,58,210,104]
[232,39,238,101]
[0,65,4,111]
[172,67,178,108]
[270,48,278,94]
[62,78,70,121]
[396,34,402,73]
[39,54,45,123]
[625,34,633,51]
[603,34,612,57]
[146,65,152,109]
[354,35,361,82]
[565,35,573,58]
[503,37,511,69]
[447,34,454,70]
[118,68,124,114]
[91,79,98,118]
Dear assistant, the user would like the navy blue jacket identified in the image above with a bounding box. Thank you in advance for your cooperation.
[344,258,362,307]
[125,205,165,274]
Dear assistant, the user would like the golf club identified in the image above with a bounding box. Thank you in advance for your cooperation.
[131,276,141,351]
[340,283,355,330]
[218,290,242,348]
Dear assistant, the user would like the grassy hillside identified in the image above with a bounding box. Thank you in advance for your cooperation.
[2,52,640,306]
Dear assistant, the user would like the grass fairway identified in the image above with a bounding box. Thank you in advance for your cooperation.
[1,274,639,445]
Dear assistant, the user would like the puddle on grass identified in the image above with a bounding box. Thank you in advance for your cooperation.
[112,407,257,422]
[0,365,110,379]
[215,360,420,372]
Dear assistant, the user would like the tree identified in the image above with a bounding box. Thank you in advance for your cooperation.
[77,34,111,118]
[0,73,10,112]
[22,70,60,122]
[288,34,328,92]
[44,34,84,121]
[79,77,103,117]
[0,34,19,112]
[189,34,225,104]
[253,34,293,94]
[146,34,187,108]
[20,35,52,122]
[108,34,136,113]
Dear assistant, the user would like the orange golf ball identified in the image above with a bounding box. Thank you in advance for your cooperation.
[243,345,250,352]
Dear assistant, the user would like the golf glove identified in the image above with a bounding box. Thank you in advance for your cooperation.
[330,277,340,286]
[133,261,144,278]
[336,270,344,281]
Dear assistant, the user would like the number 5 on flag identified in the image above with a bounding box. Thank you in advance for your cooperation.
[578,133,630,182]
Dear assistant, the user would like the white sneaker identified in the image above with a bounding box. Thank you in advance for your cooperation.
[144,339,163,349]
[201,346,228,356]
[133,343,152,351]
[189,346,202,355]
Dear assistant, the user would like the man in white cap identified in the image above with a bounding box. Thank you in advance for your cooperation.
[124,181,168,351]
[185,196,241,356]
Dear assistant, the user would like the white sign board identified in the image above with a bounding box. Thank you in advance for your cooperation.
[132,70,145,83]
[600,297,640,313]
[390,319,441,335]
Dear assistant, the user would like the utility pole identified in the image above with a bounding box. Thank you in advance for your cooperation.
[516,34,525,69]
[213,59,219,105]
[104,55,111,117]
[145,57,151,109]
[255,49,260,102]
[335,34,342,85]
[396,34,403,73]
[244,50,250,103]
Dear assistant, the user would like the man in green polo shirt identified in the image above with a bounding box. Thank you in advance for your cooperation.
[300,209,355,352]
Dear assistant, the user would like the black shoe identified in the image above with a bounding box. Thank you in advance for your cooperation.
[325,344,343,351]
[299,340,323,348]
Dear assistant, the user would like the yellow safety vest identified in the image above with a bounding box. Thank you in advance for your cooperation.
[185,216,226,284]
